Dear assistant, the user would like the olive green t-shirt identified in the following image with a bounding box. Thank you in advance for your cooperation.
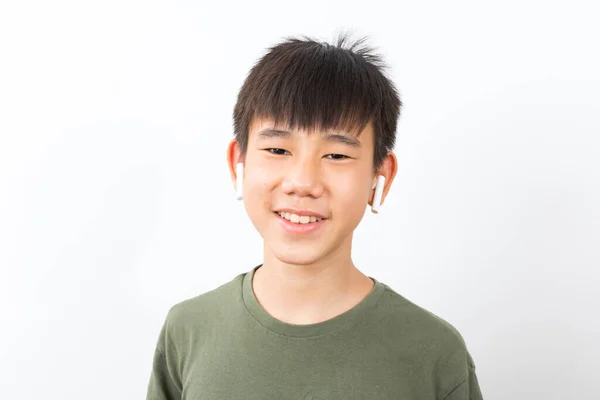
[146,265,483,399]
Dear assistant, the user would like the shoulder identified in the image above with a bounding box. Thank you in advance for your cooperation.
[375,283,471,359]
[162,272,245,340]
[367,281,480,397]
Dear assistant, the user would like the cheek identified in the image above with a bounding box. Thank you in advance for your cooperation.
[332,175,371,214]
[243,167,277,219]
[245,167,277,196]
[245,153,279,189]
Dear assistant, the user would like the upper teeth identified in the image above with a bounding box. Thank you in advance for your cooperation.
[277,212,322,224]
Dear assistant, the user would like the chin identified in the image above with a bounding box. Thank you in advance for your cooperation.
[269,244,329,266]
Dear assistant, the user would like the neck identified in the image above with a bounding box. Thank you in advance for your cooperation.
[252,237,374,325]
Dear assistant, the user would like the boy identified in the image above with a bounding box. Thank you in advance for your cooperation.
[146,33,483,399]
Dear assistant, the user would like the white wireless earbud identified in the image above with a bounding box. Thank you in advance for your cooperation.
[236,162,244,200]
[371,175,385,214]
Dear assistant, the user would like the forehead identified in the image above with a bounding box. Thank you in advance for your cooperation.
[249,116,374,145]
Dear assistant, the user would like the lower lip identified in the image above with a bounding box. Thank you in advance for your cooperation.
[275,212,326,234]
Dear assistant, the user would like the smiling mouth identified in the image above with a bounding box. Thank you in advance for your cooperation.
[274,211,324,224]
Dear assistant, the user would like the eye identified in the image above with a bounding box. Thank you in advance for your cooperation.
[325,154,350,160]
[265,148,290,155]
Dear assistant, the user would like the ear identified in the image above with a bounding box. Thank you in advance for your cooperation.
[226,139,243,190]
[368,152,398,208]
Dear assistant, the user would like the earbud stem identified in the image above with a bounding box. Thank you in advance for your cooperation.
[371,175,385,213]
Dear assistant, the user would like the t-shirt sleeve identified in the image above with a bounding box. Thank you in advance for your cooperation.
[146,311,183,400]
[441,351,483,400]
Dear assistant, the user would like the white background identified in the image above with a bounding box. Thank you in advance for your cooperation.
[1,0,599,398]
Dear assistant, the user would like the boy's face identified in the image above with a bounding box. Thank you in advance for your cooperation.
[229,117,384,266]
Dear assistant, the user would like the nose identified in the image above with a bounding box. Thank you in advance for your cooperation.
[281,156,324,198]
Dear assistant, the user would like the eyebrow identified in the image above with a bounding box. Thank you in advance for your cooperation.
[257,128,362,148]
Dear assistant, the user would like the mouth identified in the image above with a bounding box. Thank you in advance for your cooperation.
[274,211,325,224]
[273,211,327,234]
